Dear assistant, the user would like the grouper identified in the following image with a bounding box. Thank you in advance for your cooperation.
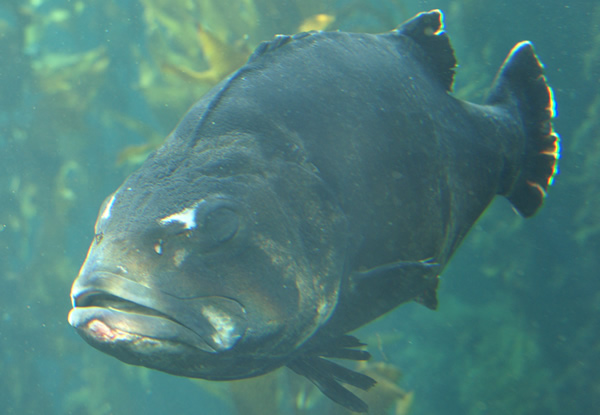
[68,10,560,412]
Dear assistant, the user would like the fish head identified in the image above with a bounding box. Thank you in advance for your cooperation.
[68,142,347,379]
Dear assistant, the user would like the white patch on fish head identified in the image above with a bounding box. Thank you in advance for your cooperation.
[201,305,239,350]
[158,200,205,230]
[100,194,116,221]
[173,248,188,267]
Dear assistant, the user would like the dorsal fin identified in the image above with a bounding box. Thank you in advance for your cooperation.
[394,9,457,91]
[247,31,316,63]
[248,34,293,63]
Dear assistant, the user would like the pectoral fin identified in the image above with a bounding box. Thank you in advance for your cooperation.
[351,257,439,282]
[350,257,440,311]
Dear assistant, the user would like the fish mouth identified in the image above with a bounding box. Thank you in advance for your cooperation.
[69,272,246,354]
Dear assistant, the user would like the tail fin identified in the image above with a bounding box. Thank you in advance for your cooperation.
[486,41,560,217]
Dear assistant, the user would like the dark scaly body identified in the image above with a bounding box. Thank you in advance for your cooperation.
[69,10,559,412]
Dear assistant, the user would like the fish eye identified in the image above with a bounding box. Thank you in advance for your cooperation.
[204,207,239,243]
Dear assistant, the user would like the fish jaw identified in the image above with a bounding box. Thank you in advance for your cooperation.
[68,269,255,378]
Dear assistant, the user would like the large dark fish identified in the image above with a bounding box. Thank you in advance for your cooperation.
[68,10,560,412]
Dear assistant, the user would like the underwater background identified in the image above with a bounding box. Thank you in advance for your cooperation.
[0,0,598,414]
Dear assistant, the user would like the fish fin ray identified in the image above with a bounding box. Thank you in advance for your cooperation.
[486,41,560,217]
[307,334,372,361]
[393,9,457,91]
[288,355,375,413]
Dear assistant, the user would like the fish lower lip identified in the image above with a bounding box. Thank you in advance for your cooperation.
[68,306,214,351]
[69,291,213,350]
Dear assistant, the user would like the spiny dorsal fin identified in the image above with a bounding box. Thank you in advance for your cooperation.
[393,9,457,91]
[248,34,293,62]
[248,31,315,63]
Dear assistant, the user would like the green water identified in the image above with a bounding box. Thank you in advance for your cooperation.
[0,0,597,414]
